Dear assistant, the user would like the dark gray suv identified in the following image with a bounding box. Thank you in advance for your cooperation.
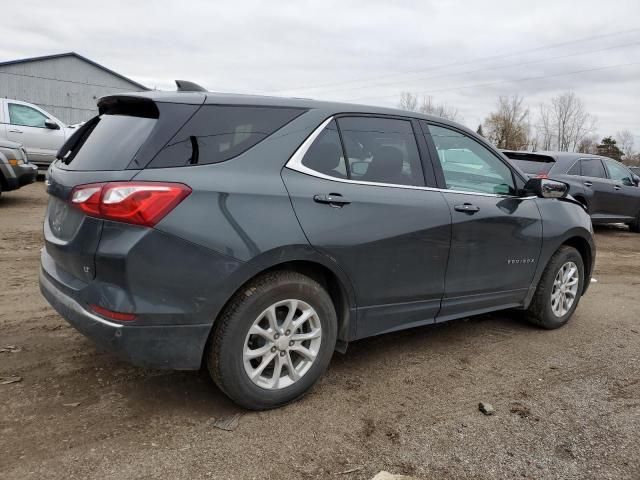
[503,150,640,232]
[40,89,595,409]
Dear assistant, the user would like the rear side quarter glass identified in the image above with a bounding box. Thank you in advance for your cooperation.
[301,120,348,178]
[147,105,306,168]
[567,161,581,175]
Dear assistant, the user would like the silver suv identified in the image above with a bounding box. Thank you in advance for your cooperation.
[0,139,38,196]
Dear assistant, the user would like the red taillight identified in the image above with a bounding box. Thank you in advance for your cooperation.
[89,304,137,322]
[70,182,191,227]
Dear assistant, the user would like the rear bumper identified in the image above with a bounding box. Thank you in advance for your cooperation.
[16,162,38,186]
[2,162,37,191]
[39,268,211,370]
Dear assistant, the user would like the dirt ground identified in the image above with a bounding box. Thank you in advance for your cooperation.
[1,182,639,480]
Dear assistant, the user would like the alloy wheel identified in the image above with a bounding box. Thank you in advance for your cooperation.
[550,261,579,317]
[243,299,322,390]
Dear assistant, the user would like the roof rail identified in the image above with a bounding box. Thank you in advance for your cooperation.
[175,80,208,92]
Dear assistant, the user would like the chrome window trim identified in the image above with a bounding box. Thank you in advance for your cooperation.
[285,116,535,200]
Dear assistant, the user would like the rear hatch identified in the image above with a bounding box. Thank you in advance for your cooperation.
[43,94,204,284]
[502,151,556,178]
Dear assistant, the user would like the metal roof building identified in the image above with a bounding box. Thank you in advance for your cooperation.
[0,52,148,125]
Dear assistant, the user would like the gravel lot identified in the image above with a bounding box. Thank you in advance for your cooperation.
[1,182,639,479]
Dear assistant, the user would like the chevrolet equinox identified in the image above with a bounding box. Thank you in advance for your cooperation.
[40,86,595,410]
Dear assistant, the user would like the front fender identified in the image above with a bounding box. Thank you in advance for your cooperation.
[524,198,595,307]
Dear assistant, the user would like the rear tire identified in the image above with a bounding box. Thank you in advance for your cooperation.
[525,246,584,329]
[207,271,337,410]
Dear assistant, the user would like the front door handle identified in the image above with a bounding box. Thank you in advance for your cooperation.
[313,193,351,207]
[8,129,23,134]
[454,203,480,214]
[583,181,593,187]
[614,185,622,191]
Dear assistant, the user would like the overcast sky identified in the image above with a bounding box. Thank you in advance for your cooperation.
[3,0,639,143]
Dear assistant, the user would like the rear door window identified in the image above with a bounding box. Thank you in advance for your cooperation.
[580,159,606,179]
[337,116,424,186]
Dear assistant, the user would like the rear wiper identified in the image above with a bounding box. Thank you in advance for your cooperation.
[57,116,100,164]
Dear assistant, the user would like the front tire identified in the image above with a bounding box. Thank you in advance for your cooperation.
[526,246,584,329]
[207,271,337,410]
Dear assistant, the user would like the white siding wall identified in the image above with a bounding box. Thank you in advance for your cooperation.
[0,56,145,125]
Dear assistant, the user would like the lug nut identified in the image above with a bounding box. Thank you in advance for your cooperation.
[280,351,286,357]
[289,340,294,346]
[271,346,276,353]
[285,330,291,336]
[274,333,280,340]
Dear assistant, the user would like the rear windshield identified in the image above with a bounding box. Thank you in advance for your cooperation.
[503,153,555,175]
[61,114,156,171]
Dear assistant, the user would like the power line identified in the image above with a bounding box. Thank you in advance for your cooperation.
[264,28,640,94]
[349,61,640,103]
[300,40,640,96]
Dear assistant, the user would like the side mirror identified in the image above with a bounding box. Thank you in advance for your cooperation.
[523,177,569,199]
[44,119,60,130]
[632,174,640,187]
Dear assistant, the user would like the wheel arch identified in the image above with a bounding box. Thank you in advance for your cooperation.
[524,227,595,309]
[202,246,357,366]
[562,235,593,294]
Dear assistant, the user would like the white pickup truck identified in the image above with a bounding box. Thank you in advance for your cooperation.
[0,98,75,171]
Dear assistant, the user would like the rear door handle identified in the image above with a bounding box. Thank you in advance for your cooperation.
[583,181,593,187]
[454,203,480,214]
[313,193,351,207]
[8,129,23,133]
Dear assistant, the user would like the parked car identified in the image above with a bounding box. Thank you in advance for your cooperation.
[40,88,595,410]
[0,98,75,171]
[503,150,640,232]
[0,139,38,195]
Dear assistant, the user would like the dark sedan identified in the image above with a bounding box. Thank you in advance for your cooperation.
[503,150,640,232]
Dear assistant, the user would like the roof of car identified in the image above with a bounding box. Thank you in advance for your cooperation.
[98,89,477,135]
[102,89,443,116]
[501,150,606,162]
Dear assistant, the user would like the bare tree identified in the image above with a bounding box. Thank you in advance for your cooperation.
[397,92,460,121]
[398,91,418,112]
[576,134,599,154]
[535,103,554,151]
[615,130,635,159]
[537,92,597,152]
[482,95,530,150]
[418,96,460,122]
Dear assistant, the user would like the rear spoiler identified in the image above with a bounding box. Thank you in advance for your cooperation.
[175,80,207,92]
